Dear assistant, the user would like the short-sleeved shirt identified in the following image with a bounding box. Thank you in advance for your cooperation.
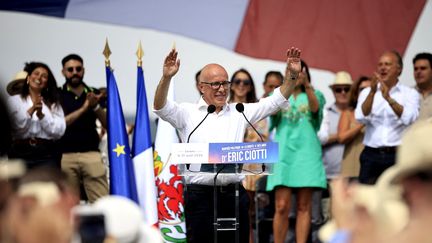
[58,83,100,153]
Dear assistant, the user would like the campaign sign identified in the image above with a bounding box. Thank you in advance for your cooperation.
[171,142,278,164]
[209,142,278,164]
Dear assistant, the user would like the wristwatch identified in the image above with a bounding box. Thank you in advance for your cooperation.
[388,98,397,106]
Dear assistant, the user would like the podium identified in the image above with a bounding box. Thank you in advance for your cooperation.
[171,142,278,243]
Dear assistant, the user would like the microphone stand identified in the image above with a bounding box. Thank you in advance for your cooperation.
[235,103,266,173]
[186,105,216,171]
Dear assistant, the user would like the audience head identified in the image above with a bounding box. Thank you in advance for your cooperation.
[391,120,432,205]
[195,69,203,96]
[298,60,312,92]
[229,68,257,103]
[412,52,432,89]
[73,195,163,243]
[330,71,353,108]
[348,75,371,108]
[20,62,59,106]
[263,71,283,98]
[0,94,12,156]
[62,54,85,88]
[377,51,403,85]
[198,63,229,111]
[7,71,28,96]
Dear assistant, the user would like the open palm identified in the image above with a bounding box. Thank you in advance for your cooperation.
[163,49,180,78]
[285,47,302,80]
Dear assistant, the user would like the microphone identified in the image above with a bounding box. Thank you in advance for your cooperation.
[187,104,216,143]
[236,103,263,142]
[186,104,216,170]
[236,103,266,173]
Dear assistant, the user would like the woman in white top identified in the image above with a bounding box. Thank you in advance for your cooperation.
[7,62,66,170]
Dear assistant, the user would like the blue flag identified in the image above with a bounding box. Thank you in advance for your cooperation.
[106,66,138,202]
[132,66,158,225]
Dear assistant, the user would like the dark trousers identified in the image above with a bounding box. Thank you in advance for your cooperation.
[8,141,61,171]
[185,184,250,243]
[359,146,396,185]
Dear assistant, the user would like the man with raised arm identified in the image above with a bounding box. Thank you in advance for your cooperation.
[153,47,301,243]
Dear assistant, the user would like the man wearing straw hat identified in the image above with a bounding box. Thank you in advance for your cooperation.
[354,51,419,185]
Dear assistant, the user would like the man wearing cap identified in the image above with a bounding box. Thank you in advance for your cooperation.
[355,51,420,184]
[389,120,432,243]
[413,52,432,120]
[58,54,108,203]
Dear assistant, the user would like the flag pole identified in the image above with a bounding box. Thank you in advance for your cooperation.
[103,38,112,67]
[136,41,144,67]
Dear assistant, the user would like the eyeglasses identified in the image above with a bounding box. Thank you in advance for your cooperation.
[201,81,231,90]
[66,66,83,73]
[233,79,252,86]
[334,87,350,93]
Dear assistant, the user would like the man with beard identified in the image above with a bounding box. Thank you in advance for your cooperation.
[355,51,420,185]
[58,54,108,203]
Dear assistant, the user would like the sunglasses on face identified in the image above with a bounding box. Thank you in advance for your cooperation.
[66,66,83,73]
[201,81,231,90]
[334,87,350,93]
[233,79,252,86]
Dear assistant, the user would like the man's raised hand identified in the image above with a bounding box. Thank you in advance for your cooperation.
[163,49,180,79]
[285,47,302,81]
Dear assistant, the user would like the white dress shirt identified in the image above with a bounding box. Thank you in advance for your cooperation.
[354,82,419,147]
[7,95,66,140]
[154,88,289,185]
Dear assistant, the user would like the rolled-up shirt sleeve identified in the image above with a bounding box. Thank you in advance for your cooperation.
[244,87,290,124]
[354,88,371,124]
[399,87,420,125]
[153,99,187,129]
[7,95,32,133]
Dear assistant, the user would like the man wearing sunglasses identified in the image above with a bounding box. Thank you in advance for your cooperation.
[154,47,300,243]
[58,54,108,203]
[355,51,420,185]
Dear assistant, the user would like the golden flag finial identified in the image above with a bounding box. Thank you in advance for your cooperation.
[136,41,144,67]
[103,38,112,67]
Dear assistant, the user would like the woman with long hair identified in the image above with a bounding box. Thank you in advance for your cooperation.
[337,76,371,179]
[267,60,327,243]
[7,62,66,170]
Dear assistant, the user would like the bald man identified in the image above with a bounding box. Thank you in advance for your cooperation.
[154,48,300,242]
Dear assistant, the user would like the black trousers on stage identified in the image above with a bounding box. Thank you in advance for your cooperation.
[185,183,250,243]
[359,146,397,185]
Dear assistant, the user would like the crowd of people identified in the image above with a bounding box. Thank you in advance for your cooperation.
[0,48,431,243]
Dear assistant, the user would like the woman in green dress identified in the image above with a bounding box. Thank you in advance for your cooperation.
[267,60,327,243]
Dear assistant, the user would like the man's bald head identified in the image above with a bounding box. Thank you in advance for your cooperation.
[198,64,229,112]
[199,64,228,83]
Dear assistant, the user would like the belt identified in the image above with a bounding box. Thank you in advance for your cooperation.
[365,146,397,154]
[13,138,53,146]
[187,184,240,194]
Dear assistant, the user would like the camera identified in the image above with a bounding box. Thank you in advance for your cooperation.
[73,206,106,243]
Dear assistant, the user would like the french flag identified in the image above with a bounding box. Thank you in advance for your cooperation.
[132,64,158,226]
